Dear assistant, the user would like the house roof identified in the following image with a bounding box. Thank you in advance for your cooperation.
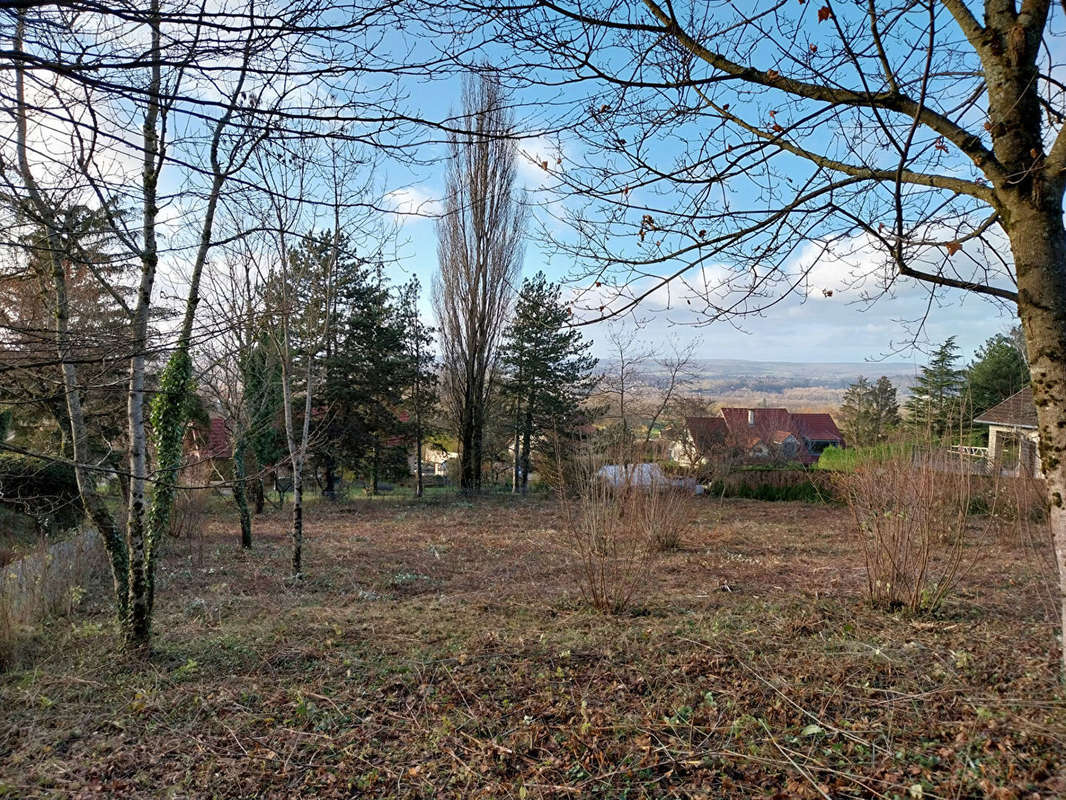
[770,430,796,445]
[687,407,843,465]
[685,416,728,450]
[974,387,1037,429]
[790,412,844,443]
[721,407,792,434]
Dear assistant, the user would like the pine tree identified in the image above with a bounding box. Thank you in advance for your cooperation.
[840,376,900,447]
[905,337,966,438]
[968,331,1030,416]
[398,279,439,498]
[321,260,410,493]
[839,376,874,447]
[870,376,901,440]
[500,272,598,492]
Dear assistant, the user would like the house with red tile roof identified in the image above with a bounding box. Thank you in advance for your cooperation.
[674,407,844,466]
[185,416,233,478]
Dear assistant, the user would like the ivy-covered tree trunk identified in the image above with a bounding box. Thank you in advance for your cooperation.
[232,435,252,548]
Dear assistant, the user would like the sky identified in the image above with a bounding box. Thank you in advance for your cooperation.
[381,121,1015,366]
[388,199,1014,365]
[370,5,1021,368]
[10,0,1023,369]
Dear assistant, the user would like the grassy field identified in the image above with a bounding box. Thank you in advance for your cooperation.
[1,495,1064,798]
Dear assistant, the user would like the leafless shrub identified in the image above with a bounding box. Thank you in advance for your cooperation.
[558,458,655,613]
[641,484,698,551]
[836,450,988,614]
[556,439,699,612]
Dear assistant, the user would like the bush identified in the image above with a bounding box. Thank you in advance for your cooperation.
[834,451,987,614]
[814,443,910,472]
[555,445,698,612]
[0,454,84,535]
[707,468,837,504]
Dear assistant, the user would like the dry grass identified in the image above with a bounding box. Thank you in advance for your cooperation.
[0,495,1063,798]
[0,529,101,670]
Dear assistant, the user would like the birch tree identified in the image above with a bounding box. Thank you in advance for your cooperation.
[4,0,303,644]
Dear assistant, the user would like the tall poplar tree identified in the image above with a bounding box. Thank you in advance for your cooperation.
[434,73,525,493]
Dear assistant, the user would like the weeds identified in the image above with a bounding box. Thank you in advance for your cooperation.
[0,528,101,669]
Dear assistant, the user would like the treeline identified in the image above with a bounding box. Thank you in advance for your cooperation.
[838,331,1029,447]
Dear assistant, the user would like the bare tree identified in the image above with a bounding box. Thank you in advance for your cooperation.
[598,322,696,449]
[254,137,338,578]
[198,247,273,550]
[3,0,320,644]
[434,74,526,493]
[456,1,1066,671]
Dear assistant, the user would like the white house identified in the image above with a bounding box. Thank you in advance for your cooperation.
[974,387,1042,477]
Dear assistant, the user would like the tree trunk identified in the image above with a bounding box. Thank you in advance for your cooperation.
[415,421,424,498]
[13,10,130,631]
[1009,196,1066,675]
[471,404,484,492]
[512,411,521,494]
[232,437,252,549]
[291,481,303,576]
[459,394,477,492]
[521,402,533,493]
[323,459,337,500]
[254,478,265,514]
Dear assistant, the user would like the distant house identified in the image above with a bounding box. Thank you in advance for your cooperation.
[674,407,845,466]
[413,445,457,478]
[974,387,1041,477]
[186,416,230,464]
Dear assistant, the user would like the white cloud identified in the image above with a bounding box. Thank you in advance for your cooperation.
[383,186,441,222]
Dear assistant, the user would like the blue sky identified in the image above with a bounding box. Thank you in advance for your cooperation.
[388,194,1013,364]
[371,5,1021,367]
[124,2,1020,367]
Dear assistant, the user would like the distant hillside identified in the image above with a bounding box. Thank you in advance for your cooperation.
[598,358,918,412]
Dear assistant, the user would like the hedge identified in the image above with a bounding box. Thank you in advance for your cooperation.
[0,453,84,534]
